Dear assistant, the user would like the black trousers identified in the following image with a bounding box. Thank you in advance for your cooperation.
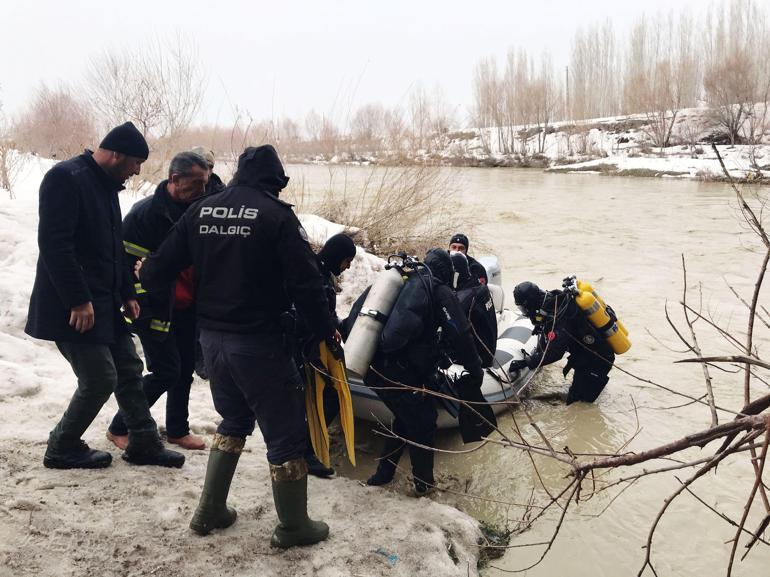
[366,360,438,485]
[50,331,156,451]
[109,307,196,438]
[566,348,614,404]
[200,328,307,465]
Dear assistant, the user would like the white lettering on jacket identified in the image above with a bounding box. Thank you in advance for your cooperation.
[199,206,259,219]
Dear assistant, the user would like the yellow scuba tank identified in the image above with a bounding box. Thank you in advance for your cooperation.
[572,278,631,354]
[577,280,628,336]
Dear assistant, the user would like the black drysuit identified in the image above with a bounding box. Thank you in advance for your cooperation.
[516,290,614,404]
[360,250,483,487]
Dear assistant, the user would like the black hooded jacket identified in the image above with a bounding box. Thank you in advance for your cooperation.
[139,145,334,339]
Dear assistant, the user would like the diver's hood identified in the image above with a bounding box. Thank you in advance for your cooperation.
[230,145,289,195]
[424,248,454,286]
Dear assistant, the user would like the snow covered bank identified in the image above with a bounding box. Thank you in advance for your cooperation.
[0,156,483,576]
[294,107,770,182]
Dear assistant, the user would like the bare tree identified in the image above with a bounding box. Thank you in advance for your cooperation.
[703,1,769,144]
[15,83,96,159]
[86,34,205,181]
[0,97,25,199]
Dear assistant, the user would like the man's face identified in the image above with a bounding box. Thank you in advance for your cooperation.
[339,257,354,273]
[449,242,467,255]
[169,165,209,203]
[112,153,145,183]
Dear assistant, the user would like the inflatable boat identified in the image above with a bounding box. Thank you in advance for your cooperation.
[347,256,539,429]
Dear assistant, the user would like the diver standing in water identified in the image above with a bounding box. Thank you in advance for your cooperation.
[509,278,629,404]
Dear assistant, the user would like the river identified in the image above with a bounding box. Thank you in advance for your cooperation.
[287,164,768,576]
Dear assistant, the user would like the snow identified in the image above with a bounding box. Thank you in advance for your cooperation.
[0,156,483,577]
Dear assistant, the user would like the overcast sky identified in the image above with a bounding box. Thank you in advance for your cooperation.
[2,0,707,126]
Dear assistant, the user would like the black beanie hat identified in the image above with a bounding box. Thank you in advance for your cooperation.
[99,122,150,159]
[319,233,357,276]
[449,233,469,251]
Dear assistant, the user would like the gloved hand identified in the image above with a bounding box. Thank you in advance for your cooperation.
[508,359,528,378]
[325,331,344,362]
[456,364,483,397]
[426,369,446,392]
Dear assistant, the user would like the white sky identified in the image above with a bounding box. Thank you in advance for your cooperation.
[2,0,707,126]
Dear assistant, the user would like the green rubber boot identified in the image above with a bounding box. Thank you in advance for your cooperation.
[270,458,329,548]
[190,434,244,536]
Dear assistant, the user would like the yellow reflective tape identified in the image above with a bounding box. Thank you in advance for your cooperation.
[123,241,150,258]
[133,283,147,295]
[149,319,171,333]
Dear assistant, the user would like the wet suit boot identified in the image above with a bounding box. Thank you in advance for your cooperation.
[270,459,329,548]
[190,434,244,535]
[366,437,404,486]
[122,429,185,468]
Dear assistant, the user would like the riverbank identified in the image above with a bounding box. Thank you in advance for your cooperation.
[284,107,770,183]
[0,156,485,577]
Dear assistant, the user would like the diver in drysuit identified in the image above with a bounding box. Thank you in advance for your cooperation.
[508,281,615,404]
[449,251,497,368]
[353,248,488,495]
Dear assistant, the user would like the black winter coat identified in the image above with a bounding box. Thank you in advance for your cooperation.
[205,173,226,196]
[25,151,135,344]
[122,180,187,339]
[139,146,334,340]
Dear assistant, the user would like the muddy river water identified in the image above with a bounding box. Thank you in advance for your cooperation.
[287,164,768,576]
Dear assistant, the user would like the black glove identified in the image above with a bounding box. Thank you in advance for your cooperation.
[325,336,344,362]
[508,359,528,378]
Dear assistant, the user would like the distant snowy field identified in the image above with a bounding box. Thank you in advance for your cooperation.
[0,157,483,577]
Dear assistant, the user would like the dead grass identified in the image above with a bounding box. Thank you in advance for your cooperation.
[313,165,470,257]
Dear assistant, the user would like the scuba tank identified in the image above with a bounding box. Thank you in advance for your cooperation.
[563,276,631,355]
[344,254,414,376]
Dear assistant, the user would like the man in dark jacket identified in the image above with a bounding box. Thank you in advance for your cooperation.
[508,281,614,404]
[296,233,357,477]
[189,146,225,381]
[362,248,485,495]
[449,251,497,368]
[106,151,210,452]
[138,145,335,548]
[190,146,226,196]
[25,122,184,470]
[449,233,488,285]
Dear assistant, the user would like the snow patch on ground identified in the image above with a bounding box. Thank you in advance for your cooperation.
[0,156,482,576]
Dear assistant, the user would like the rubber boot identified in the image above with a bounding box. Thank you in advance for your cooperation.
[270,459,329,548]
[122,429,185,468]
[190,434,244,535]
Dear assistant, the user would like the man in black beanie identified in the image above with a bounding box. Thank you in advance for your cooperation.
[449,233,488,285]
[298,233,356,477]
[26,122,185,470]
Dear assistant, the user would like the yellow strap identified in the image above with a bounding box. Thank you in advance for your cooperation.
[123,240,150,258]
[133,282,147,295]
